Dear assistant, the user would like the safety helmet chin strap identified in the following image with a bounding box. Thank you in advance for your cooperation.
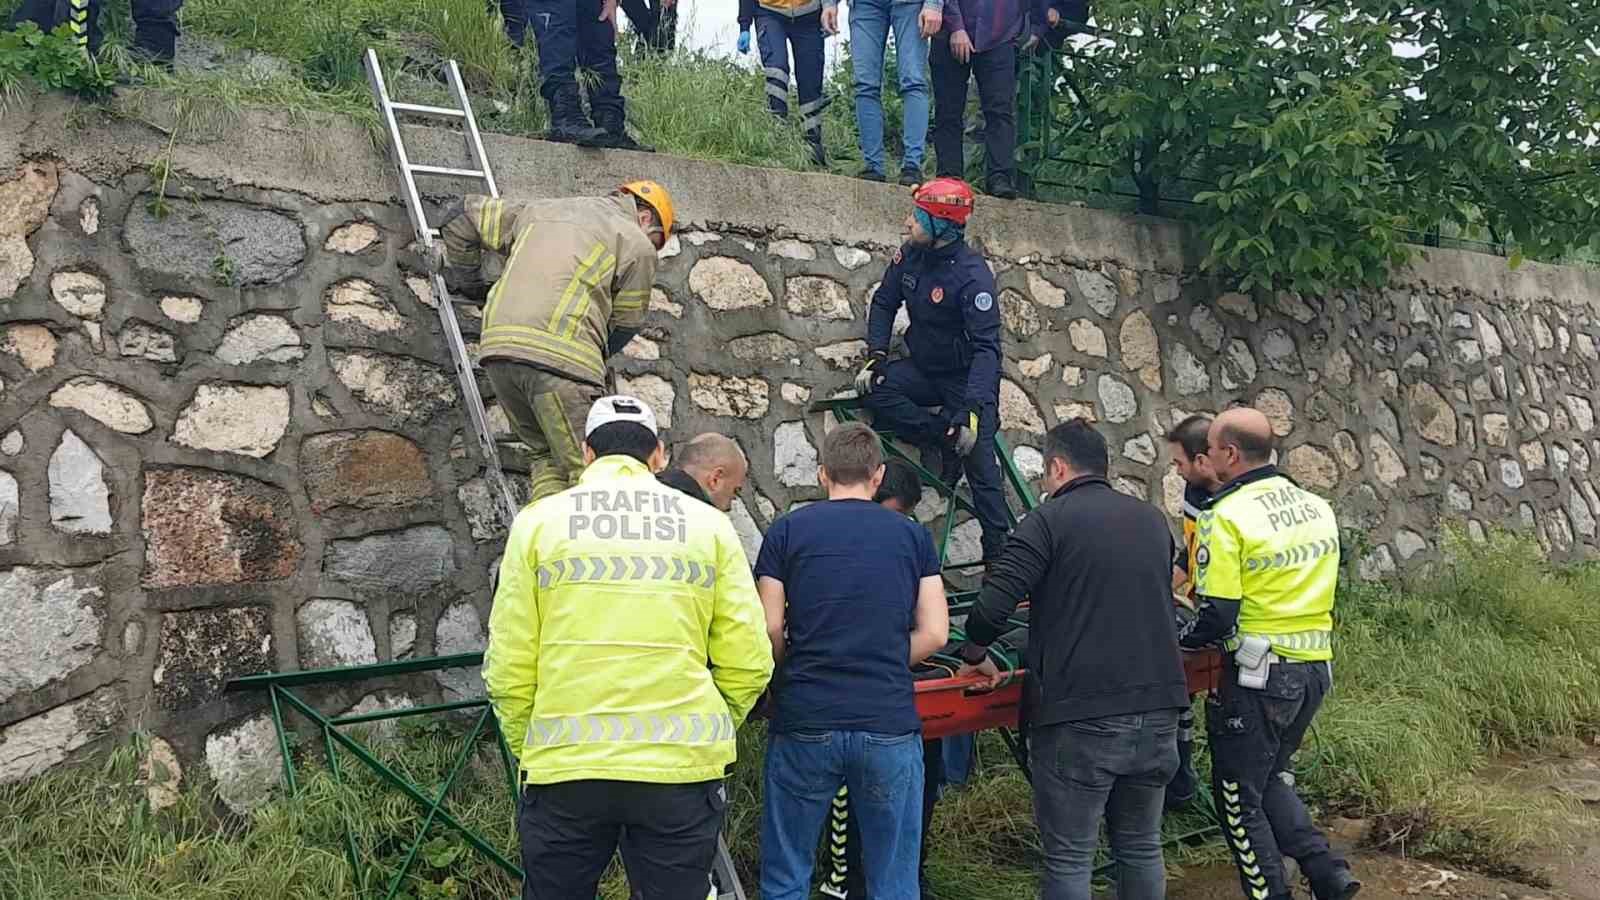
[914,207,966,245]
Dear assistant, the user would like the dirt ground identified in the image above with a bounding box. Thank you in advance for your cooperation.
[1170,751,1600,900]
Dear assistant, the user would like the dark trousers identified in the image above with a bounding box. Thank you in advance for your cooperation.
[9,0,182,63]
[1033,711,1181,900]
[1209,661,1349,900]
[618,0,676,51]
[866,359,1009,560]
[1164,706,1200,811]
[755,9,828,158]
[835,738,944,897]
[518,778,726,900]
[525,0,625,123]
[929,35,1017,183]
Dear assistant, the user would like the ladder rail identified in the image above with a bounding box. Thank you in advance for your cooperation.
[363,48,518,526]
[447,59,500,198]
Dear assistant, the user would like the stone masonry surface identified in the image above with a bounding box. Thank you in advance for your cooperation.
[5,90,1600,804]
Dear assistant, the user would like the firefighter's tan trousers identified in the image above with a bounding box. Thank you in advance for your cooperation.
[485,361,605,502]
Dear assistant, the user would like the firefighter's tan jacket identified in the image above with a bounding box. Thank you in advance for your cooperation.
[441,194,656,387]
[483,455,774,785]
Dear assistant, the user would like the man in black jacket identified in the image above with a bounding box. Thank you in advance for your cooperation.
[657,433,748,511]
[957,418,1187,900]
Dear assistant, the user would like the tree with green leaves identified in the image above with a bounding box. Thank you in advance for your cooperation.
[1031,0,1600,293]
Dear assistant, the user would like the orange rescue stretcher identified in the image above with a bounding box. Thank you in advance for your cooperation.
[914,648,1224,741]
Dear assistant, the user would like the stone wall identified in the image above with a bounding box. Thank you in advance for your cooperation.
[5,91,1600,807]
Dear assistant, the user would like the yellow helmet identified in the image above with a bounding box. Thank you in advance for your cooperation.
[620,180,675,241]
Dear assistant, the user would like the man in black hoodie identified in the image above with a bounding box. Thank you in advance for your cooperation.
[957,418,1187,900]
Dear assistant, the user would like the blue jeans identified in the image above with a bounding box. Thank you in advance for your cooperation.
[1033,710,1181,900]
[761,729,924,900]
[847,0,930,176]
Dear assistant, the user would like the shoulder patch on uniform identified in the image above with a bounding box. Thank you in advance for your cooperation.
[893,248,903,264]
[930,286,944,304]
[973,291,994,312]
[1196,545,1210,568]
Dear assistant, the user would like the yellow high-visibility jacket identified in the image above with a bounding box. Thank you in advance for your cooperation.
[440,194,656,388]
[483,455,774,785]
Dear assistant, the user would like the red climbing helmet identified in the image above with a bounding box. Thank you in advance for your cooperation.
[912,177,976,226]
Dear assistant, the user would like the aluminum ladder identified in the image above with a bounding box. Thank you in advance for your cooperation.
[362,49,747,900]
[364,47,518,526]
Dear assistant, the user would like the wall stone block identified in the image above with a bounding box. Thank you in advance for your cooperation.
[0,686,120,784]
[48,378,152,434]
[300,430,432,513]
[326,278,406,333]
[173,383,291,458]
[690,257,771,310]
[124,200,305,285]
[689,373,768,419]
[786,275,852,320]
[331,351,455,423]
[48,429,111,535]
[324,525,455,596]
[153,607,272,709]
[0,566,103,702]
[0,161,58,300]
[296,598,378,669]
[142,468,301,589]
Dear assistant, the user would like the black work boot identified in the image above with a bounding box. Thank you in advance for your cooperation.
[988,171,1019,199]
[807,130,827,166]
[595,110,655,152]
[545,86,607,147]
[1313,868,1362,900]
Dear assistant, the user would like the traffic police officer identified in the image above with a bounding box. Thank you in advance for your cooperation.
[484,395,773,900]
[854,177,1009,563]
[1180,407,1360,900]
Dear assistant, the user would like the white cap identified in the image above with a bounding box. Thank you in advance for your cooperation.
[585,395,659,438]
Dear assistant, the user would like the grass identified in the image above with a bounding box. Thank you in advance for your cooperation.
[3,530,1598,898]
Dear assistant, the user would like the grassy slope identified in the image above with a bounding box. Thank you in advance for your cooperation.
[3,532,1598,898]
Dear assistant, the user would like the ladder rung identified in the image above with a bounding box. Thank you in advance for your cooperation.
[408,163,487,179]
[390,101,467,119]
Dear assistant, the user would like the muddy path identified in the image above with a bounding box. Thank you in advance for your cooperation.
[1170,750,1600,900]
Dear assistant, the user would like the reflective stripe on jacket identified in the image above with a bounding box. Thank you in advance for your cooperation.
[1194,474,1339,661]
[483,455,774,785]
[442,194,656,386]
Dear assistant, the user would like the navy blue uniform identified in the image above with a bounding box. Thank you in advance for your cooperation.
[506,0,626,126]
[865,239,1009,560]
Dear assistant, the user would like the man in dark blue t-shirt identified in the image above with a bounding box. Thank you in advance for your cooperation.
[756,423,949,900]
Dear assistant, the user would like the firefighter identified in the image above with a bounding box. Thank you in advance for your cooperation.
[8,0,182,68]
[855,177,1009,564]
[1181,407,1361,900]
[484,394,774,900]
[430,181,673,502]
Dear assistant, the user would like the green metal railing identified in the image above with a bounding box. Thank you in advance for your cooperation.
[224,654,523,899]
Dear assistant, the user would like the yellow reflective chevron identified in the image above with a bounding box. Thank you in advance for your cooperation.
[1197,474,1340,661]
[524,713,736,746]
[1219,779,1272,899]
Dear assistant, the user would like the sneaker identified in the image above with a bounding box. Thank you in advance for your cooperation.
[858,168,887,183]
[899,168,922,187]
